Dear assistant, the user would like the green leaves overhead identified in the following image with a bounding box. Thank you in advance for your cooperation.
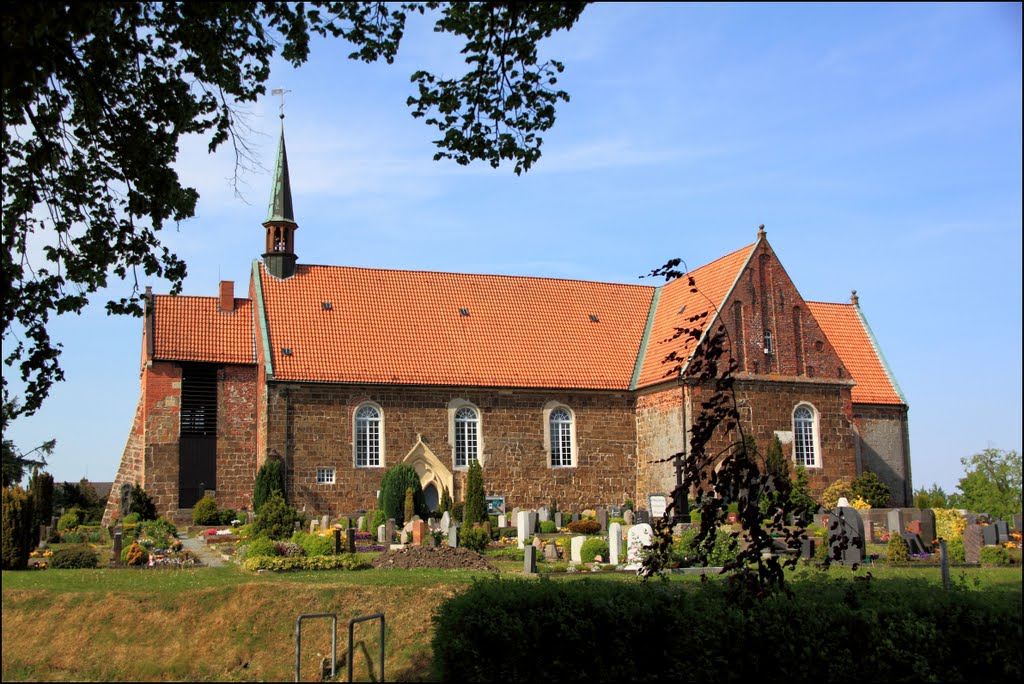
[2,2,588,420]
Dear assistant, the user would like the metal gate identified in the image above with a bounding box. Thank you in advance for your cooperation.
[178,363,218,508]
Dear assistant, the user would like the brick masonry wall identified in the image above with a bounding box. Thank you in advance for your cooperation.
[694,377,857,501]
[854,404,911,506]
[216,365,258,511]
[635,385,684,502]
[141,361,182,517]
[263,383,638,516]
[102,396,145,526]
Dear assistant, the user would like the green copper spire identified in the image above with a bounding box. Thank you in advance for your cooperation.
[265,116,295,225]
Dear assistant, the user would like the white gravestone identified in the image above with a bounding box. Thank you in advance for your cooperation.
[625,523,655,569]
[498,514,507,528]
[608,522,623,565]
[440,511,451,532]
[517,510,530,549]
[570,536,587,564]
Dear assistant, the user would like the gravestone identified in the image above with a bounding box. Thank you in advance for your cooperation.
[906,519,923,537]
[647,494,668,520]
[554,512,563,529]
[994,520,1010,542]
[863,521,874,543]
[608,505,622,518]
[634,510,651,524]
[112,531,123,565]
[346,526,356,554]
[597,508,609,532]
[497,514,507,528]
[829,507,865,564]
[246,510,255,524]
[901,533,926,556]
[356,516,365,531]
[377,524,387,544]
[538,506,550,523]
[608,522,623,565]
[448,525,459,548]
[412,519,429,545]
[982,526,998,546]
[385,519,396,544]
[120,482,132,517]
[963,525,983,563]
[517,511,530,549]
[440,511,451,532]
[428,534,439,548]
[963,513,979,526]
[800,537,816,560]
[571,513,580,522]
[570,536,587,564]
[333,528,341,554]
[510,508,521,528]
[400,529,409,545]
[623,509,635,525]
[543,543,559,561]
[625,523,654,568]
[523,545,538,574]
[1013,514,1022,532]
[321,514,330,531]
[918,509,937,546]
[887,509,904,537]
[527,511,538,535]
[310,519,320,534]
[532,536,544,551]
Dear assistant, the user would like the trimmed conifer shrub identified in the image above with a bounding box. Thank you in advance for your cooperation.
[191,495,220,525]
[252,492,303,540]
[130,483,158,521]
[49,546,101,569]
[852,471,892,508]
[29,469,54,534]
[377,464,426,525]
[253,457,286,512]
[2,486,34,570]
[463,460,486,526]
[404,487,415,523]
[887,532,910,564]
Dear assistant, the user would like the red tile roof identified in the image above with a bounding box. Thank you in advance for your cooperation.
[633,244,755,388]
[257,263,654,389]
[153,295,255,364]
[805,301,904,405]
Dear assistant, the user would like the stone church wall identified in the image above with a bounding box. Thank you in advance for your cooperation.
[854,404,911,506]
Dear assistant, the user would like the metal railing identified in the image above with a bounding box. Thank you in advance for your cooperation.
[294,611,385,682]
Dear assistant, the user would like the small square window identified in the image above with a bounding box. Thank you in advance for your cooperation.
[316,467,336,485]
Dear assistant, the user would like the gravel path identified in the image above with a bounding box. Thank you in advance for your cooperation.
[179,534,227,567]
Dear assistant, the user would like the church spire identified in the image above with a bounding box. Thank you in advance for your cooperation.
[262,113,299,279]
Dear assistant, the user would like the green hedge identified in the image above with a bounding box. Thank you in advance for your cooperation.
[48,546,101,569]
[242,554,370,572]
[432,578,1022,682]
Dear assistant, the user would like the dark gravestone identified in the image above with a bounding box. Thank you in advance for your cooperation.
[112,531,123,565]
[994,521,1010,542]
[887,509,904,536]
[346,526,356,554]
[597,508,609,532]
[829,507,865,564]
[333,529,342,555]
[918,509,937,547]
[800,537,816,560]
[120,482,133,517]
[939,540,951,590]
[554,512,564,529]
[1013,514,1022,532]
[608,506,622,518]
[571,513,580,522]
[963,513,979,526]
[523,545,538,574]
[982,525,998,546]
[901,533,926,556]
[963,526,983,563]
[385,519,396,544]
[634,510,651,524]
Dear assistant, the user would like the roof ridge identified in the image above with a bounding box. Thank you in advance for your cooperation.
[154,293,253,302]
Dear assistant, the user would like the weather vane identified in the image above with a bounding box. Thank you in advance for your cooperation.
[271,88,291,119]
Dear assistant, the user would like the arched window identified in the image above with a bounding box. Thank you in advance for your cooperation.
[793,404,818,468]
[354,404,383,467]
[549,407,573,467]
[454,406,479,468]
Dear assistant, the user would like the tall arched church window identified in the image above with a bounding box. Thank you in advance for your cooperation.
[354,404,383,467]
[550,408,573,467]
[793,404,818,468]
[454,406,479,468]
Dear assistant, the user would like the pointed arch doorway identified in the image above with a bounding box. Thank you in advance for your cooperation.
[402,435,453,513]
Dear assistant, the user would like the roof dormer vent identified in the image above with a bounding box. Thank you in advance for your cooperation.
[589,314,600,323]
[281,347,293,356]
[322,302,333,311]
[459,308,470,317]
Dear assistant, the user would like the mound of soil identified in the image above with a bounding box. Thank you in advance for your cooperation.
[372,545,497,571]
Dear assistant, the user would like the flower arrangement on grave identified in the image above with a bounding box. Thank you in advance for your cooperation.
[850,497,872,510]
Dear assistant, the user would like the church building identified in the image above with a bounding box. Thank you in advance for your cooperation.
[103,123,911,524]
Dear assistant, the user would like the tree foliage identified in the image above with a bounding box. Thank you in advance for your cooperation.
[253,456,286,512]
[851,471,892,509]
[2,2,588,421]
[28,468,54,533]
[913,483,950,510]
[1,486,34,570]
[463,459,487,526]
[378,463,426,526]
[1,431,55,488]
[954,448,1022,520]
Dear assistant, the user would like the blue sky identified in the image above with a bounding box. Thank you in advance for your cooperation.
[5,3,1021,496]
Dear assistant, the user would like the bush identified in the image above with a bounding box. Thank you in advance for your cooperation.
[242,554,370,572]
[935,508,966,542]
[219,508,238,526]
[820,478,854,510]
[244,537,280,559]
[292,531,334,557]
[2,486,34,570]
[887,533,910,564]
[377,464,426,526]
[539,520,557,534]
[49,546,101,569]
[253,457,286,513]
[122,512,141,524]
[946,538,966,563]
[129,483,158,521]
[122,541,149,566]
[431,578,1023,683]
[979,546,1011,565]
[57,510,80,532]
[851,471,892,508]
[580,538,609,563]
[140,517,178,540]
[567,520,600,535]
[450,502,464,523]
[673,527,739,567]
[463,460,487,526]
[274,541,305,557]
[191,495,220,525]
[460,526,491,554]
[252,492,303,540]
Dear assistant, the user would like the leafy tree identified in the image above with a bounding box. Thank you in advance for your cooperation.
[463,460,487,526]
[851,471,892,509]
[954,448,1022,520]
[253,457,286,512]
[1,433,55,488]
[2,2,588,422]
[913,483,950,510]
[252,491,303,540]
[54,478,105,523]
